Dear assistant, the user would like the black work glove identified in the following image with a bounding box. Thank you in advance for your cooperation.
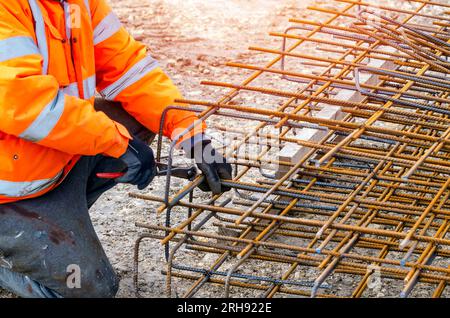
[187,139,233,195]
[117,135,157,190]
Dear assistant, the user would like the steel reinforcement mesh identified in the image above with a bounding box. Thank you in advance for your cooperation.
[131,0,450,298]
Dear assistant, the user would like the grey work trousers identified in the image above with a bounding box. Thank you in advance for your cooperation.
[0,99,155,298]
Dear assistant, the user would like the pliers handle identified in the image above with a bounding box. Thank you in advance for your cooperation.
[96,162,197,181]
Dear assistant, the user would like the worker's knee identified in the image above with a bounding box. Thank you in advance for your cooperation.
[61,264,119,298]
[81,273,119,298]
[0,197,120,298]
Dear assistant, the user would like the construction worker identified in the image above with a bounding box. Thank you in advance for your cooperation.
[0,0,232,298]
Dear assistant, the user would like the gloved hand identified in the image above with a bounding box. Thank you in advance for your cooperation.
[117,135,157,190]
[187,139,233,195]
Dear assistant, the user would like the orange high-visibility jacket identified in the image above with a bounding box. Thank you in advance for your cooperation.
[0,0,202,204]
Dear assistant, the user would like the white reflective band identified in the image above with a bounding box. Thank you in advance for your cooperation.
[63,1,72,40]
[27,0,49,74]
[19,91,66,142]
[0,36,40,62]
[62,82,79,98]
[0,171,63,198]
[93,12,122,45]
[84,0,91,17]
[83,75,96,99]
[100,56,159,100]
[61,75,96,99]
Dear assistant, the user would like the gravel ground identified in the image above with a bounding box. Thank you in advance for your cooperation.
[1,0,448,298]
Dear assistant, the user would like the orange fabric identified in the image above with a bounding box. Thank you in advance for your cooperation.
[92,0,204,143]
[0,0,202,204]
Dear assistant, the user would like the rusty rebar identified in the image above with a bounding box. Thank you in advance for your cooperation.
[132,0,450,298]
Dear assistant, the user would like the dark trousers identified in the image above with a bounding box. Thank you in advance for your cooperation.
[0,100,154,298]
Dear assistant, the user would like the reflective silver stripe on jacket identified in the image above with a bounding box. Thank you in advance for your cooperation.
[83,75,96,99]
[84,0,91,17]
[0,170,63,198]
[27,0,49,74]
[93,12,122,45]
[62,75,96,99]
[100,56,159,100]
[19,91,66,142]
[63,1,72,40]
[62,82,79,97]
[0,36,40,62]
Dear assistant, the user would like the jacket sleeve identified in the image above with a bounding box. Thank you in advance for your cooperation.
[91,0,205,144]
[0,2,130,158]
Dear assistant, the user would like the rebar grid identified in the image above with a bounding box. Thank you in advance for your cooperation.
[133,0,450,298]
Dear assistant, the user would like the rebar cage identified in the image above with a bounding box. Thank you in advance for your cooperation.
[132,0,450,298]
